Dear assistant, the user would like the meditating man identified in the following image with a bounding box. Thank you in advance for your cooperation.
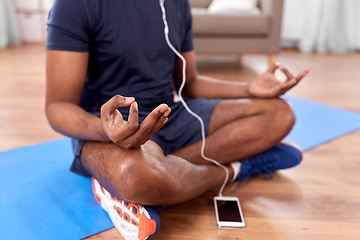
[45,0,309,239]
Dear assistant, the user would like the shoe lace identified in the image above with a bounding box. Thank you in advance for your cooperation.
[231,156,279,193]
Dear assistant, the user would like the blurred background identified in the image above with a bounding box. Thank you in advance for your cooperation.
[1,0,359,54]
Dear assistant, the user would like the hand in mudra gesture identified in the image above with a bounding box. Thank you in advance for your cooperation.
[248,63,309,98]
[101,95,171,148]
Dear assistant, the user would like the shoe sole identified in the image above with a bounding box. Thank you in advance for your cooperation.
[92,177,158,240]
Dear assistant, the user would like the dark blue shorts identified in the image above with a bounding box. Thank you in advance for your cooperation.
[70,98,220,177]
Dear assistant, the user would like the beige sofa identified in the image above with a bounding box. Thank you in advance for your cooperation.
[189,0,284,66]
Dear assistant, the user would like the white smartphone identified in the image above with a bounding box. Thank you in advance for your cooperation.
[214,196,245,228]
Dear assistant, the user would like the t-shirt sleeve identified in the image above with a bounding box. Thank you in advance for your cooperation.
[46,0,91,52]
[181,0,194,52]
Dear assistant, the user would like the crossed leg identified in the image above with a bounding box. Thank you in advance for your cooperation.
[79,97,295,206]
[173,97,295,164]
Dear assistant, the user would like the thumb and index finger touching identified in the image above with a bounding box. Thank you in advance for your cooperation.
[101,94,171,134]
[269,62,310,84]
[101,95,135,118]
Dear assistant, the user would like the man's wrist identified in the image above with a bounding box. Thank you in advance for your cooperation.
[237,82,252,99]
[93,116,112,143]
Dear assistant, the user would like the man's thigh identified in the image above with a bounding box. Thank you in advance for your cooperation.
[172,97,295,164]
[207,98,294,135]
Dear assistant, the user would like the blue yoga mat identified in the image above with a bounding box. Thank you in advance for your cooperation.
[1,96,360,240]
[283,96,360,150]
[0,139,113,240]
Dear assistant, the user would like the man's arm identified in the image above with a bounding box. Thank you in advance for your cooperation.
[46,50,171,148]
[45,50,109,141]
[174,51,309,99]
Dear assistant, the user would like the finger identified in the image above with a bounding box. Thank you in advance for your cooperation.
[126,101,139,132]
[100,107,126,144]
[278,66,294,80]
[120,104,170,147]
[136,117,169,147]
[280,78,298,93]
[127,101,139,125]
[268,62,281,73]
[136,112,170,147]
[138,104,171,135]
[151,108,170,132]
[101,96,136,145]
[283,70,309,90]
[101,95,135,118]
[279,70,308,95]
[110,102,141,141]
[295,70,309,81]
[148,106,171,135]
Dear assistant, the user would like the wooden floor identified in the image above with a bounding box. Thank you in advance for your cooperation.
[1,44,360,240]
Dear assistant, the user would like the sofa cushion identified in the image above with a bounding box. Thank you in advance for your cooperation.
[191,9,269,36]
[189,0,213,8]
[208,0,258,14]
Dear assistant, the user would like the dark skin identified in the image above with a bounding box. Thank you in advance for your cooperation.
[46,50,308,205]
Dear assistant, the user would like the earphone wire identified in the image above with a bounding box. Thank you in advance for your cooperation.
[159,0,229,197]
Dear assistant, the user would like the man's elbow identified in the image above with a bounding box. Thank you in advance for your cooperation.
[44,101,64,134]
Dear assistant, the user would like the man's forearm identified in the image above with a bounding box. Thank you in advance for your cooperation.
[46,101,110,142]
[182,75,252,99]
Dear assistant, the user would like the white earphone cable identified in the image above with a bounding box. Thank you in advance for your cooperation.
[159,0,229,197]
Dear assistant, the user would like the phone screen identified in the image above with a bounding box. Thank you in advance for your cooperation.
[216,200,243,222]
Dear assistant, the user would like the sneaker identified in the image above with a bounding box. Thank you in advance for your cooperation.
[233,142,303,192]
[92,177,160,240]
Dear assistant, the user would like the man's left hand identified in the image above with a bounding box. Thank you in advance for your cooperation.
[247,63,309,98]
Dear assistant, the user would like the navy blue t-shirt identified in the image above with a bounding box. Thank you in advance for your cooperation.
[47,0,193,118]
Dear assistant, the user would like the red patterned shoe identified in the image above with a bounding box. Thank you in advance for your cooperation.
[92,177,160,240]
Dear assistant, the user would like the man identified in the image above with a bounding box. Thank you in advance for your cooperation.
[45,0,309,239]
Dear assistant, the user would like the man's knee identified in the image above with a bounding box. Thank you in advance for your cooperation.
[269,98,296,132]
[108,154,176,205]
[279,98,296,127]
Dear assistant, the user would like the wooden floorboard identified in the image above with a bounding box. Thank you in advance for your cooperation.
[1,44,359,239]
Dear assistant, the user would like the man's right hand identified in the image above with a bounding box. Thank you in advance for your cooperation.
[101,95,171,149]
